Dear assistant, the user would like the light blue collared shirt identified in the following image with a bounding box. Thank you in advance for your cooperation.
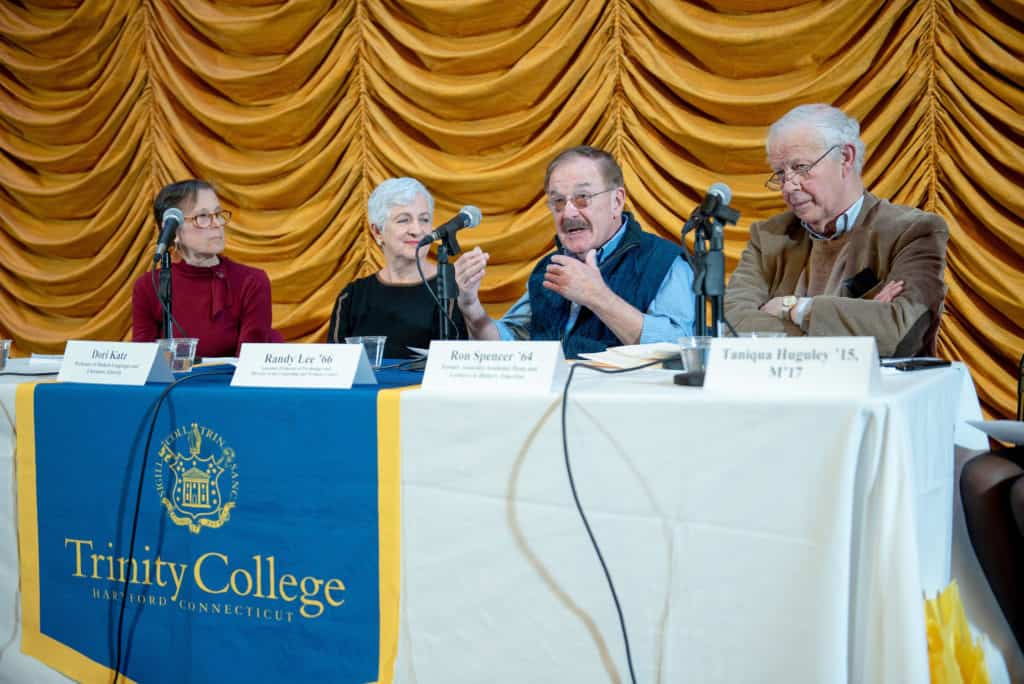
[803,194,865,240]
[493,220,695,344]
[791,193,867,325]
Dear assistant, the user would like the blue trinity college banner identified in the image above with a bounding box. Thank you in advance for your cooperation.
[15,373,406,683]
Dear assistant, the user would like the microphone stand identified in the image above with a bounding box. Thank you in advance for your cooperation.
[687,212,709,337]
[157,251,173,338]
[435,232,462,341]
[686,196,739,337]
[678,196,739,386]
[693,218,726,337]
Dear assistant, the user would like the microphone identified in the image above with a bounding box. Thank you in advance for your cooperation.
[153,208,184,262]
[699,182,732,214]
[417,206,482,247]
[695,182,739,228]
[683,183,734,238]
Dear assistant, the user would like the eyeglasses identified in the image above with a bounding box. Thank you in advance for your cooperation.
[546,188,614,213]
[185,210,232,229]
[765,145,840,191]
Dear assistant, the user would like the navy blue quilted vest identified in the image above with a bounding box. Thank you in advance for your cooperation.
[527,212,681,358]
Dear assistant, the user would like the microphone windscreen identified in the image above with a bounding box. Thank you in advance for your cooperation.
[708,182,732,205]
[461,205,483,228]
[162,207,184,225]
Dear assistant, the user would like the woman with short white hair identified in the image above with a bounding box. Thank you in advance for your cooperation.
[327,178,468,357]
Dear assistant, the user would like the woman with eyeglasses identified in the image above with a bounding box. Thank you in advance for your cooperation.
[132,179,279,358]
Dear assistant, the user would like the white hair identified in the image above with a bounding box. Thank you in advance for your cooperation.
[767,104,866,174]
[367,178,434,228]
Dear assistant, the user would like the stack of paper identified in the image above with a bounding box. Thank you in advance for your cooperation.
[578,342,679,368]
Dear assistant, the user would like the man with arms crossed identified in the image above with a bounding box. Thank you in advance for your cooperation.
[455,146,694,358]
[724,104,948,357]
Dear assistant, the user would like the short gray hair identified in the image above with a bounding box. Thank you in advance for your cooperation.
[367,178,434,228]
[767,104,866,174]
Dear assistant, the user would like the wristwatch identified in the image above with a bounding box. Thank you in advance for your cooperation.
[779,295,797,322]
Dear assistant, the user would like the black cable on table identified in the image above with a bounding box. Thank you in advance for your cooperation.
[112,369,235,684]
[560,358,664,684]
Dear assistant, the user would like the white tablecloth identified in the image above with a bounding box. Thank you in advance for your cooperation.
[1,360,1019,682]
[393,363,996,683]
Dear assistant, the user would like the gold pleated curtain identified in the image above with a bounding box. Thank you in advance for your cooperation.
[1,1,1021,417]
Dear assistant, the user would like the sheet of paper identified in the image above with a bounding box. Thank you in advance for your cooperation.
[966,420,1024,445]
[29,353,64,372]
[0,358,59,375]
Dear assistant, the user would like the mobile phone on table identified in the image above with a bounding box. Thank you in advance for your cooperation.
[881,358,952,371]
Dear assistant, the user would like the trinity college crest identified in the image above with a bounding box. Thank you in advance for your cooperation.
[155,422,239,534]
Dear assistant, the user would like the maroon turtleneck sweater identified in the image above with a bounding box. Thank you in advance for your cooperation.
[132,257,275,358]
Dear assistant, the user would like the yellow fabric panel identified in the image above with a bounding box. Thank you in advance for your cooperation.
[15,381,140,682]
[925,581,991,684]
[0,0,1022,417]
[375,385,409,684]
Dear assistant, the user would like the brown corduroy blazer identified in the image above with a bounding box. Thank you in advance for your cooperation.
[724,192,949,357]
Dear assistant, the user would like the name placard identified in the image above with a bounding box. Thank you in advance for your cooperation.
[58,341,174,385]
[422,341,566,394]
[231,343,375,389]
[703,337,880,397]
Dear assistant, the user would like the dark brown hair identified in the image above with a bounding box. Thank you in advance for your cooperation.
[152,179,215,230]
[543,146,624,192]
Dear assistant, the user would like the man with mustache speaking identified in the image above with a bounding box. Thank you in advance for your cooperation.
[724,104,948,357]
[454,146,695,358]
